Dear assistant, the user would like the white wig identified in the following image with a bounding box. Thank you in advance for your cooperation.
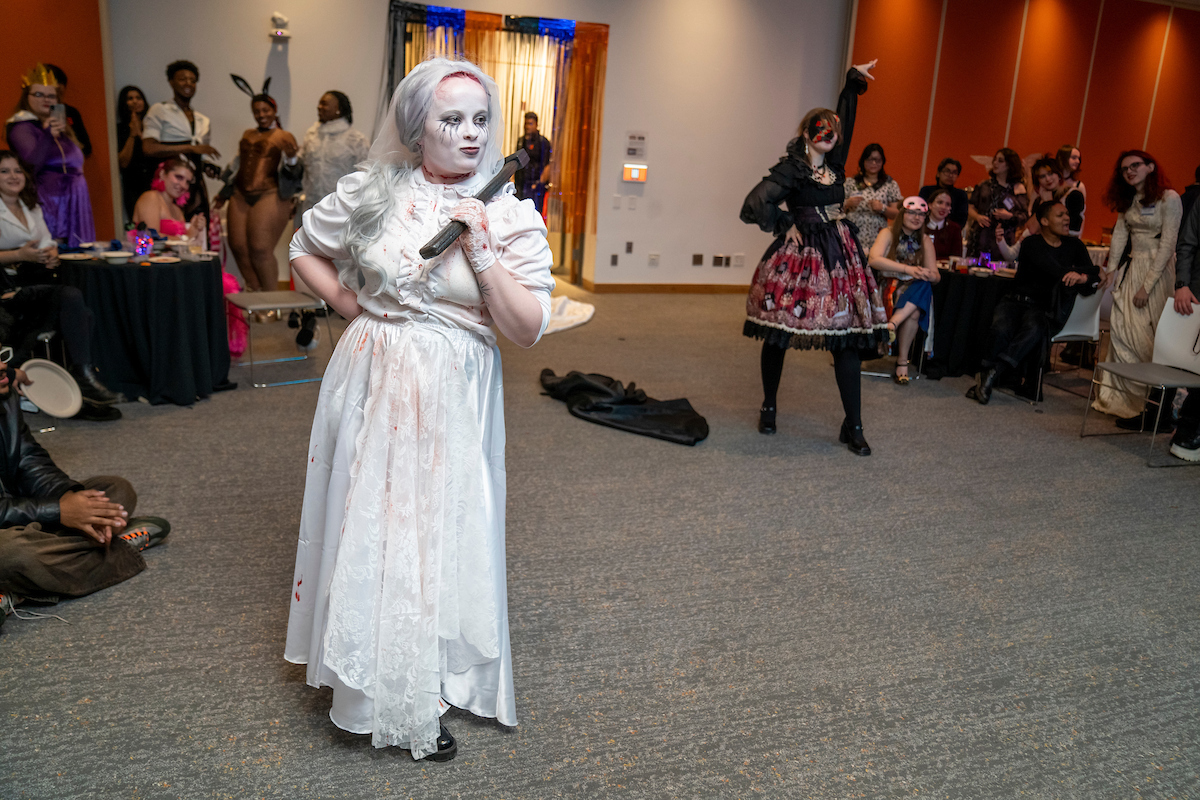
[341,57,503,295]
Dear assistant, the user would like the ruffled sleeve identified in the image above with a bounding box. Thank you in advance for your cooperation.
[488,193,556,344]
[290,171,363,263]
[740,153,804,237]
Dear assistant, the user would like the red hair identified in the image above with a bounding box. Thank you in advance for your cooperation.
[1105,149,1171,212]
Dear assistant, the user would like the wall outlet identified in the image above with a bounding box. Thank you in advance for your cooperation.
[612,194,622,209]
[732,253,745,268]
[712,254,727,267]
[610,254,618,266]
[648,253,660,267]
[692,254,704,266]
[627,195,637,210]
[625,241,633,254]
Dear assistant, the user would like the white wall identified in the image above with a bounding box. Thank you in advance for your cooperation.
[108,0,850,286]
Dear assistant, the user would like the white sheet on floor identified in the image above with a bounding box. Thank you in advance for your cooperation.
[543,295,595,335]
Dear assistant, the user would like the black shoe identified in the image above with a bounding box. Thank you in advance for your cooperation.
[423,724,458,762]
[118,516,171,552]
[1169,426,1200,461]
[966,368,999,405]
[758,406,776,435]
[1116,411,1174,432]
[839,419,871,456]
[69,364,125,405]
[295,312,319,349]
[73,403,122,421]
[287,311,301,328]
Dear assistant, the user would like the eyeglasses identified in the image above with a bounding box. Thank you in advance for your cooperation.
[1122,161,1147,173]
[0,346,12,364]
[28,92,57,101]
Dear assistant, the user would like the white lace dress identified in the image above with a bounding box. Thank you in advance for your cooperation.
[297,118,370,217]
[284,168,554,758]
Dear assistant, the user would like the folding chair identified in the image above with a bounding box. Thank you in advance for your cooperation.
[1081,304,1200,466]
[224,291,336,388]
[1038,289,1106,398]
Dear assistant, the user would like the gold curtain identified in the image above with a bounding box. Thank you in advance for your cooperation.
[400,13,608,280]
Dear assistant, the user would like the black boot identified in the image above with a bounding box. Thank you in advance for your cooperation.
[758,405,776,435]
[424,724,458,762]
[839,419,871,456]
[965,367,1000,405]
[69,364,125,405]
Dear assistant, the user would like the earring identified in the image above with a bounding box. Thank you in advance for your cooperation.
[804,140,810,158]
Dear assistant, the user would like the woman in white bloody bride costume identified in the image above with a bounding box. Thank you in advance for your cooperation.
[284,58,554,762]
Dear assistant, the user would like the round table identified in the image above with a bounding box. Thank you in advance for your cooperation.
[58,256,232,405]
[924,269,1015,379]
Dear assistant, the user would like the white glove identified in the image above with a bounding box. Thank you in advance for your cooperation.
[448,198,496,274]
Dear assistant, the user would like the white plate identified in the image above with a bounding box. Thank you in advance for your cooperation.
[59,253,92,260]
[199,250,219,258]
[149,256,181,263]
[19,359,83,419]
[77,242,95,249]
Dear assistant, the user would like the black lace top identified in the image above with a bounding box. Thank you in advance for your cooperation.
[740,69,869,237]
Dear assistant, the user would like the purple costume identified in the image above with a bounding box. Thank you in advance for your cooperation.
[6,113,95,247]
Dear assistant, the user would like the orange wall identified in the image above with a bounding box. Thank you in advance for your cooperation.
[0,0,115,240]
[850,0,1200,243]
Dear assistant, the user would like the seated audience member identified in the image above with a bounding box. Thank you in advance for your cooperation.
[925,187,963,259]
[870,197,939,384]
[45,65,91,158]
[919,158,969,227]
[966,199,1100,404]
[132,157,204,239]
[0,344,170,627]
[116,85,155,222]
[1168,196,1200,461]
[0,151,124,412]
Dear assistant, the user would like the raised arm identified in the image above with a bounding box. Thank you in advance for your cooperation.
[827,61,874,170]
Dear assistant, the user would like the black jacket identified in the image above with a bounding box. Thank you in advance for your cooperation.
[0,388,80,527]
[1175,197,1200,296]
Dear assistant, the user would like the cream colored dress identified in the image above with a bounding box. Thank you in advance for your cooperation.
[1093,190,1182,418]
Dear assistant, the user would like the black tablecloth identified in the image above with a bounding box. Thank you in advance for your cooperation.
[59,257,231,405]
[924,270,1013,378]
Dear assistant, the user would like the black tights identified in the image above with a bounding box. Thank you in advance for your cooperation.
[760,342,863,427]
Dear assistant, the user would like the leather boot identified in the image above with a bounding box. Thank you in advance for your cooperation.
[758,406,777,435]
[839,419,871,456]
[966,367,1000,405]
[69,364,125,405]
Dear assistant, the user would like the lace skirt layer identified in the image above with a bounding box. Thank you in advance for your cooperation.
[284,313,515,758]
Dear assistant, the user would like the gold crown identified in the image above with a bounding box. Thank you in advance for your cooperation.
[20,64,59,89]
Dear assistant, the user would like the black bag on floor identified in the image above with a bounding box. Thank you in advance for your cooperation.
[540,369,709,446]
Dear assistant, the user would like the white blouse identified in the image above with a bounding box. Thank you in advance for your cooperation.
[142,100,211,145]
[0,200,54,251]
[290,168,555,345]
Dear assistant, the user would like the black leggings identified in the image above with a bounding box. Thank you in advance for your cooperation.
[760,341,863,427]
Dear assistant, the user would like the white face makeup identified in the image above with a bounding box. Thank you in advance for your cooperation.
[421,76,489,183]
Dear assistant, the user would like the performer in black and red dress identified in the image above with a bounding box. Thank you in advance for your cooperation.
[740,59,888,456]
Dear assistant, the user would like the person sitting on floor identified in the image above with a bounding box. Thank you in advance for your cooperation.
[0,343,170,628]
[0,150,124,412]
[967,199,1100,404]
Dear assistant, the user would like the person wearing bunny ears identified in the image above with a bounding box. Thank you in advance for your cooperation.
[214,76,299,295]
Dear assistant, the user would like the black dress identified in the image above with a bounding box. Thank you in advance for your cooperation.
[740,70,888,352]
[117,120,156,221]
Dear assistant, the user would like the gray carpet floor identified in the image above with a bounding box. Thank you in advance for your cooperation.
[2,288,1198,799]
